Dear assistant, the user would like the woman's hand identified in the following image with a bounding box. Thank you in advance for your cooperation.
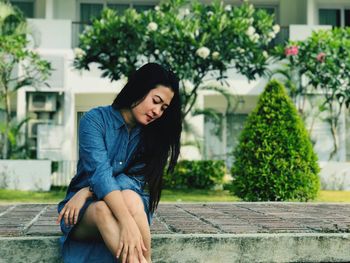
[56,187,91,226]
[116,217,147,263]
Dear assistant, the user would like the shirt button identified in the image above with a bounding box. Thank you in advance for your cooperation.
[119,161,123,165]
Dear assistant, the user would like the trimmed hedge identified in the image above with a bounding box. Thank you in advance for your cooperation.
[231,80,320,201]
[164,160,226,189]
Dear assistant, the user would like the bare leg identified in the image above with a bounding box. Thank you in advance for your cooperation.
[70,201,146,263]
[122,190,152,262]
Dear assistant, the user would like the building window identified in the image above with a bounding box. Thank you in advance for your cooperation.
[319,8,350,27]
[319,9,341,27]
[345,9,350,27]
[133,4,155,12]
[106,3,155,13]
[106,4,129,14]
[80,3,104,23]
[9,0,34,18]
[80,2,155,22]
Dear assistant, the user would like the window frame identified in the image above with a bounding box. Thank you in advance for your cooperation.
[76,0,158,22]
[9,0,35,18]
[317,3,350,27]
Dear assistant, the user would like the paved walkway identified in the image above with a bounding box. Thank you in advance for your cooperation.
[1,202,350,262]
[1,202,350,236]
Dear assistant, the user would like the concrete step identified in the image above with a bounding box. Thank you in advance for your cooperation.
[1,203,350,262]
[1,233,350,263]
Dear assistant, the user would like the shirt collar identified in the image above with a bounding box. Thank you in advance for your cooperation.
[109,105,142,136]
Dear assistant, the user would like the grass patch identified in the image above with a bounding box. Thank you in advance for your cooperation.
[315,190,350,202]
[1,187,350,203]
[0,186,67,203]
[160,189,240,202]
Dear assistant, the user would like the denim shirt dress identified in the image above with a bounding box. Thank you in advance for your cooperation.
[57,105,153,263]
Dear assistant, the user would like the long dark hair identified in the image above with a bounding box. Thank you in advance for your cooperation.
[112,63,182,213]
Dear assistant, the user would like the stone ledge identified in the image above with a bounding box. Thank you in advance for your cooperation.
[1,233,350,263]
[1,203,350,262]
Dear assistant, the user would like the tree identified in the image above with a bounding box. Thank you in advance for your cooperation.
[273,28,350,160]
[0,2,51,159]
[231,80,320,201]
[73,0,279,122]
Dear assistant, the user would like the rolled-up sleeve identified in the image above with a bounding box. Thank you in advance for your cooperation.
[79,110,122,200]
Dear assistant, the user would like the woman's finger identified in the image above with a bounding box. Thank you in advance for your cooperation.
[64,210,70,226]
[122,245,129,263]
[116,242,123,259]
[141,239,147,251]
[128,246,135,263]
[69,210,75,225]
[136,243,143,263]
[56,207,65,224]
[74,211,79,225]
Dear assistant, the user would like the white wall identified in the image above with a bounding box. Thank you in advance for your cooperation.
[54,0,76,20]
[279,0,307,25]
[27,19,71,49]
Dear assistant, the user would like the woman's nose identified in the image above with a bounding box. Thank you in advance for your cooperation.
[152,106,162,117]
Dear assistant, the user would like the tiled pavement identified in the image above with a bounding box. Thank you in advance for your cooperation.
[1,202,350,237]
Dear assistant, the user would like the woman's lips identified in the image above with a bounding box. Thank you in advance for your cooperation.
[146,114,153,121]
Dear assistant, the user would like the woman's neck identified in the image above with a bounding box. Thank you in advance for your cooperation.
[120,108,136,131]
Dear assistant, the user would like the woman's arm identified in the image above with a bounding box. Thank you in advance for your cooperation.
[104,191,147,262]
[56,187,93,225]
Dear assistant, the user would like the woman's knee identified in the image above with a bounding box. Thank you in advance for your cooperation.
[122,190,145,217]
[93,201,113,223]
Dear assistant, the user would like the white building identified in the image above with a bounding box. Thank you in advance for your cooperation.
[8,0,350,186]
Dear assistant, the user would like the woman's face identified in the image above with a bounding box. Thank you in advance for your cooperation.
[131,85,174,125]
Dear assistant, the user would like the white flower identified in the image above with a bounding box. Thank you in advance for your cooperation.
[225,5,232,12]
[341,63,346,68]
[118,57,127,63]
[154,6,160,11]
[74,48,86,59]
[195,29,200,37]
[250,33,260,42]
[207,11,214,16]
[183,8,190,16]
[182,79,194,93]
[147,22,158,31]
[212,51,220,60]
[262,51,268,58]
[196,47,210,59]
[238,48,245,53]
[273,24,280,34]
[268,32,276,39]
[249,18,254,24]
[246,26,255,36]
[154,49,160,55]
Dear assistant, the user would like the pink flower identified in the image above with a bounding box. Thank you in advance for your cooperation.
[284,46,299,56]
[316,52,326,62]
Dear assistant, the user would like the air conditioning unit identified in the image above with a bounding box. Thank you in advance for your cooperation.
[27,119,53,138]
[28,92,57,112]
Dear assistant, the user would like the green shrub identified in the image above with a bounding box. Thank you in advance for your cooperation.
[231,80,320,201]
[164,160,226,189]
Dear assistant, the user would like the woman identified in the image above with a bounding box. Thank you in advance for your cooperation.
[57,62,182,263]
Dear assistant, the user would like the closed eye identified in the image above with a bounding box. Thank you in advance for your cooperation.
[153,98,161,104]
